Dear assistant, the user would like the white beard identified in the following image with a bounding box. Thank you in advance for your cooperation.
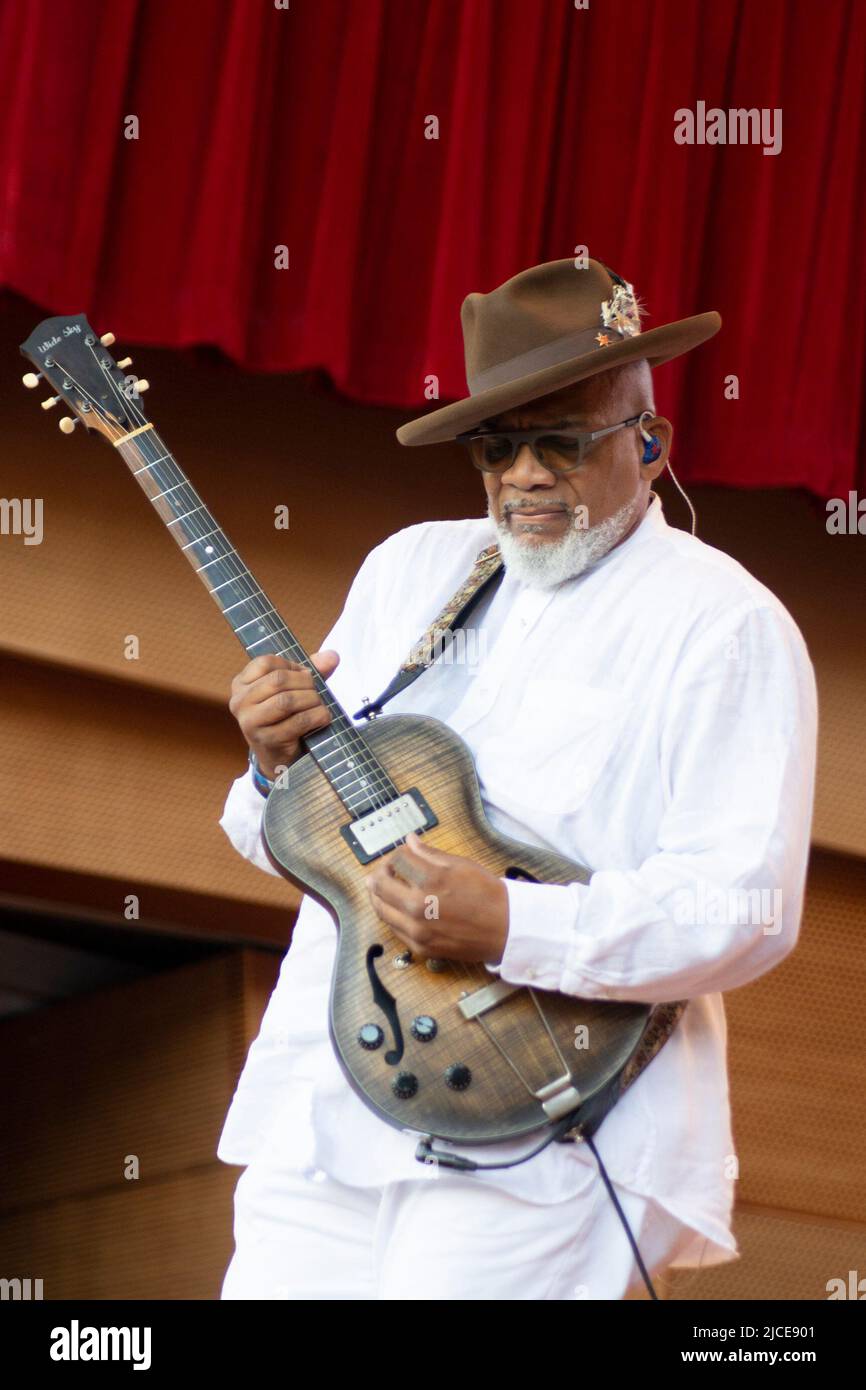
[486,493,643,589]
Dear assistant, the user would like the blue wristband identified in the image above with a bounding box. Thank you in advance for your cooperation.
[248,749,276,798]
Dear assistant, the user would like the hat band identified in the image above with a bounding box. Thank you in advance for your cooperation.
[467,323,638,395]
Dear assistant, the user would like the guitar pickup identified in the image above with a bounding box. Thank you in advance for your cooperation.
[340,788,439,864]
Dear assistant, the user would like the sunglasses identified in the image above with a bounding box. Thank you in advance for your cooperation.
[456,414,646,474]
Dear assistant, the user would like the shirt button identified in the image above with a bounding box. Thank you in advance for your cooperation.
[524,966,538,980]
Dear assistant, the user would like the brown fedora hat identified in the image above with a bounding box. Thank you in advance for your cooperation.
[396,257,721,447]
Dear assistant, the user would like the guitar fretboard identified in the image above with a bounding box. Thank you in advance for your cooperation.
[115,424,397,816]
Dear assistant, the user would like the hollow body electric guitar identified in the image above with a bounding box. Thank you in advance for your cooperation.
[22,315,655,1149]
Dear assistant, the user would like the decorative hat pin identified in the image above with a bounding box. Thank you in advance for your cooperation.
[600,281,643,338]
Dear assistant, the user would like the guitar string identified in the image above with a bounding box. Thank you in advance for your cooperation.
[72,344,399,813]
[66,350,490,1018]
[64,347,536,1060]
[97,360,549,1059]
[72,347,500,1045]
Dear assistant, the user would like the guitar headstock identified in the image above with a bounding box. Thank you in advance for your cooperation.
[20,313,150,443]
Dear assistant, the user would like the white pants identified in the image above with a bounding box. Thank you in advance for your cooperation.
[220,1158,694,1301]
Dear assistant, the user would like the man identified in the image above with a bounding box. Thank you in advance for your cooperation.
[217,258,817,1300]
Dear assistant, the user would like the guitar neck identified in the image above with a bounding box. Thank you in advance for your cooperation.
[114,423,395,814]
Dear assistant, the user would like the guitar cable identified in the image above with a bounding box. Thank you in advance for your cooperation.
[415,1114,660,1300]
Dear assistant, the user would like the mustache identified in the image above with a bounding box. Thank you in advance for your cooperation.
[502,501,570,515]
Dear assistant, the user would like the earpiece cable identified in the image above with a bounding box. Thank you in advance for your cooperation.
[665,458,698,536]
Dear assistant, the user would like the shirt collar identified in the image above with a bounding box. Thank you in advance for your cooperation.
[585,489,667,571]
[631,488,667,543]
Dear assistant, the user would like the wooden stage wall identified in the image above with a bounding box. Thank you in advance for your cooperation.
[1,294,864,1299]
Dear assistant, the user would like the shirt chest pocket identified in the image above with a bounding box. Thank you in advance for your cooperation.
[473,675,629,817]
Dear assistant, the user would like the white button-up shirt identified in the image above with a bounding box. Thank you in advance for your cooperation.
[216,493,817,1270]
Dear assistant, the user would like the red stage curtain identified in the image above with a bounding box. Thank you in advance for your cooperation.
[1,0,864,498]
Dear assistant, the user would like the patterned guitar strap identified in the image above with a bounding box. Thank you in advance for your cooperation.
[353,541,687,1145]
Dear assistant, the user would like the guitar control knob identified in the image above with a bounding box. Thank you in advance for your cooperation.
[392,1071,418,1099]
[425,958,448,973]
[445,1063,472,1091]
[411,1015,437,1042]
[358,1024,384,1050]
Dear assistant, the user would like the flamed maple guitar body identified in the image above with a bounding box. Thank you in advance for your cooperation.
[21,311,653,1150]
[263,712,649,1144]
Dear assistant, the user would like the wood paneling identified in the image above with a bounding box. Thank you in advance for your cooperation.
[0,951,279,1299]
[0,652,299,923]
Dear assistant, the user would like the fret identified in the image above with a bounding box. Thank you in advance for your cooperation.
[111,426,399,813]
[320,743,361,764]
[332,768,373,792]
[167,505,206,526]
[304,729,340,747]
[200,568,246,593]
[185,526,228,548]
[152,480,188,500]
[195,547,238,573]
[169,508,208,528]
[344,767,375,786]
[345,785,379,807]
[225,595,262,615]
[211,575,255,596]
[321,758,368,779]
[132,453,172,475]
[181,527,223,551]
[226,605,280,639]
[234,606,279,630]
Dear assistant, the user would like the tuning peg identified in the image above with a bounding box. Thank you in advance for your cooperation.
[134,379,150,394]
[117,357,133,369]
[41,395,61,410]
[58,416,79,434]
[100,332,116,347]
[22,372,42,389]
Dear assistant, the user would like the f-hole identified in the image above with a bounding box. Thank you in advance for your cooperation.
[366,944,405,1065]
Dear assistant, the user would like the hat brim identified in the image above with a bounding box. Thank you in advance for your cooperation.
[395,311,721,447]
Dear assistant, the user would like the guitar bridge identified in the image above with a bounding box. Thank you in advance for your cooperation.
[340,788,439,864]
[459,978,582,1120]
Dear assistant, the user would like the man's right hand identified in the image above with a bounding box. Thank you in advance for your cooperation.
[228,650,340,780]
